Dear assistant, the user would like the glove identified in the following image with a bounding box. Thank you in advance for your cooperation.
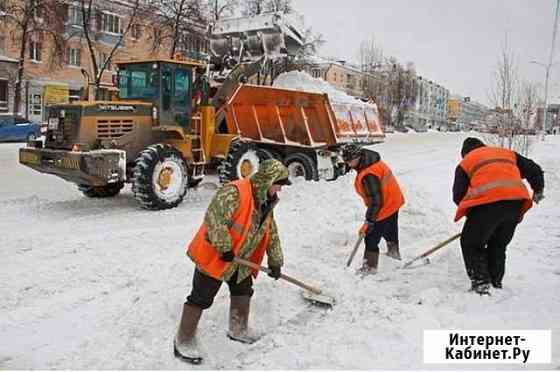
[268,265,281,280]
[532,192,544,204]
[221,251,235,262]
[359,221,375,236]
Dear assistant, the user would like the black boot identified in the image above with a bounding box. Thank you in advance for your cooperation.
[386,241,401,260]
[227,295,261,344]
[470,280,491,296]
[174,303,203,364]
[358,250,379,275]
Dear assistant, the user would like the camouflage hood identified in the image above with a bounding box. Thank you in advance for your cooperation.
[250,159,290,206]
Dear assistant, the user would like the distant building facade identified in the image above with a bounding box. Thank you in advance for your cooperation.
[405,75,449,130]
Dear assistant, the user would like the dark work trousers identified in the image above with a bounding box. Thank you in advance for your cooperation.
[460,200,522,287]
[365,211,399,253]
[186,268,254,310]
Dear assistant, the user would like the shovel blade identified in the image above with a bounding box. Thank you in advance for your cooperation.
[301,290,336,307]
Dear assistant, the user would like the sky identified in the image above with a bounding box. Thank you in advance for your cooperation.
[293,0,559,107]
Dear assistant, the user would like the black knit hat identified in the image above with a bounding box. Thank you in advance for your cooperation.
[342,144,362,162]
[461,137,485,158]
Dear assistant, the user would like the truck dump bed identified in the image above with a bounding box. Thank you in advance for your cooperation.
[222,85,385,148]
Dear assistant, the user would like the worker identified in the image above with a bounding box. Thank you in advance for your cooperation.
[453,137,544,295]
[174,159,291,364]
[343,144,405,274]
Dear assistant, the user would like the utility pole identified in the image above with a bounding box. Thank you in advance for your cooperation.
[536,0,560,140]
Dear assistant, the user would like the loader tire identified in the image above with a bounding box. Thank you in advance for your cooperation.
[78,182,124,198]
[132,144,189,210]
[284,152,318,181]
[219,140,261,183]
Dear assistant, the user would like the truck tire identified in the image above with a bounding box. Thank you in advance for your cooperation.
[284,152,318,181]
[78,182,124,198]
[257,148,283,162]
[219,140,261,183]
[132,144,189,210]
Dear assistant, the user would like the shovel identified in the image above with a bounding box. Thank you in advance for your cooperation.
[402,232,461,269]
[234,257,336,307]
[346,234,365,267]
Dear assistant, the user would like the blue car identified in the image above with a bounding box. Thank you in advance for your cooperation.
[0,114,42,142]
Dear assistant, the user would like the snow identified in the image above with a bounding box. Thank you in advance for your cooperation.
[273,70,375,109]
[1,132,559,369]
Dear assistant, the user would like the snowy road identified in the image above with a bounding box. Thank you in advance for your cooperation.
[1,132,558,369]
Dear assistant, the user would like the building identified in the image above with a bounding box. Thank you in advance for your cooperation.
[0,55,18,113]
[0,0,207,122]
[303,57,365,98]
[448,95,488,130]
[405,75,449,131]
[534,104,560,133]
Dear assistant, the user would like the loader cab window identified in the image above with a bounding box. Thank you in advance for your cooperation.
[118,63,159,101]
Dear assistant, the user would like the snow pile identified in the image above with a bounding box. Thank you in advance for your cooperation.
[273,70,374,109]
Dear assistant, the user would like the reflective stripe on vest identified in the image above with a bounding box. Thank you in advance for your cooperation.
[354,161,405,221]
[454,147,532,222]
[186,179,271,280]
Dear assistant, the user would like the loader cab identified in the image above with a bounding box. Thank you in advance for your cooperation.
[116,59,202,128]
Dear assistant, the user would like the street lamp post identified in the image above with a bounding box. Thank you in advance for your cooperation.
[531,0,560,140]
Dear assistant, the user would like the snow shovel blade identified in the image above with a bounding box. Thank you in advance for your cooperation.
[301,290,336,307]
[234,257,335,307]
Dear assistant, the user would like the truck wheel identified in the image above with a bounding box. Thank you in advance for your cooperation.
[257,148,283,162]
[132,144,189,210]
[78,182,124,198]
[284,152,318,181]
[219,140,261,183]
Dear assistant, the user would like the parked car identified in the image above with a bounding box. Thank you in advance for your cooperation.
[0,114,42,142]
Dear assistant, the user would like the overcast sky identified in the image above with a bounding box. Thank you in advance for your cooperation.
[293,0,558,106]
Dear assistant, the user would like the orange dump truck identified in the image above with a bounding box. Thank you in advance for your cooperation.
[216,84,385,182]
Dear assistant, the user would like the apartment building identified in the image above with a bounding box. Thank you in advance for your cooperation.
[305,58,365,98]
[405,75,449,130]
[0,0,207,122]
[448,95,488,130]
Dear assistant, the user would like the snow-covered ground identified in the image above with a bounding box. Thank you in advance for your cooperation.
[1,132,558,369]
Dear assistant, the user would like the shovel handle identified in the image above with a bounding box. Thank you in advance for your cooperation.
[233,257,322,295]
[402,232,461,268]
[346,234,364,267]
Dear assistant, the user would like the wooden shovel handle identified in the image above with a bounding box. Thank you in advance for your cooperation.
[402,232,461,268]
[234,257,322,295]
[346,234,364,267]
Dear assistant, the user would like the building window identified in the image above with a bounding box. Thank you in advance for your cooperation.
[0,80,8,112]
[0,0,6,14]
[99,52,111,71]
[68,5,82,26]
[67,48,81,66]
[29,93,42,116]
[131,24,142,39]
[29,41,42,62]
[102,13,121,34]
[0,35,6,55]
[311,69,320,78]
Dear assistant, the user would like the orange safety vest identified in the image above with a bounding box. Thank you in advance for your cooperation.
[355,160,405,221]
[187,179,271,280]
[454,146,532,222]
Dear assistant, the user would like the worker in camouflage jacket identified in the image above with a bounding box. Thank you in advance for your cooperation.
[174,159,290,365]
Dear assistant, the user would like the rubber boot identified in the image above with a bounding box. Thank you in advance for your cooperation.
[386,241,402,260]
[227,295,261,344]
[174,303,203,364]
[358,250,379,275]
[470,280,491,296]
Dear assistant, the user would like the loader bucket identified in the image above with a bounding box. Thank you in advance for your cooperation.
[210,12,305,61]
